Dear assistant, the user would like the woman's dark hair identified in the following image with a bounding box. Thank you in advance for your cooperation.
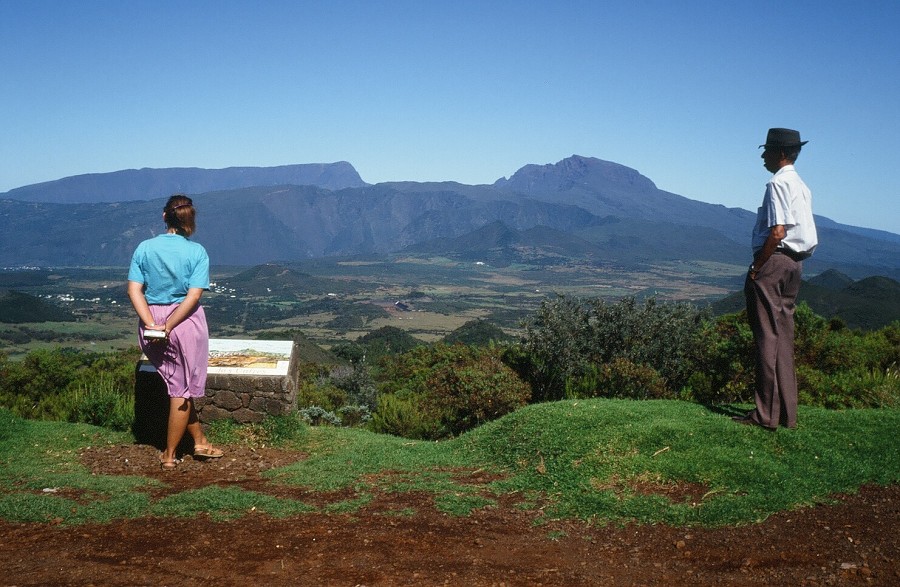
[163,194,196,237]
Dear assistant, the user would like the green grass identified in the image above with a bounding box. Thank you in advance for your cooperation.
[1,400,897,527]
[458,400,900,525]
[152,486,315,521]
[0,409,156,523]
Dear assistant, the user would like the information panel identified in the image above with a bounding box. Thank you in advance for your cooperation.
[206,339,293,376]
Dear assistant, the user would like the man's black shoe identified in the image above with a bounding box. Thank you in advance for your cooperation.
[732,415,777,431]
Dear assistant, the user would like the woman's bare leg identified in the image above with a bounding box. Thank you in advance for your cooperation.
[161,397,191,464]
[184,399,210,447]
[184,399,223,457]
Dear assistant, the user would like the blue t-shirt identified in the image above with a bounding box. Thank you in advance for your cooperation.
[128,234,210,304]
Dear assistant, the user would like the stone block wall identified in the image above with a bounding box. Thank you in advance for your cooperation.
[197,369,298,423]
[135,340,301,427]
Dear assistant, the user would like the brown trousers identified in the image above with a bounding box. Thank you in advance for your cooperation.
[744,253,802,428]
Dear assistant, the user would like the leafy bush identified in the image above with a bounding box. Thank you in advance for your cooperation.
[797,313,897,374]
[688,304,899,408]
[798,364,900,409]
[422,348,531,436]
[566,358,670,400]
[327,364,377,409]
[0,347,138,422]
[374,344,530,439]
[337,404,372,427]
[370,393,438,439]
[296,364,347,412]
[296,362,377,425]
[67,376,134,431]
[519,296,706,401]
[682,311,755,404]
[298,406,342,426]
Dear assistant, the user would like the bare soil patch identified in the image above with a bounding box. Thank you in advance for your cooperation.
[0,443,896,586]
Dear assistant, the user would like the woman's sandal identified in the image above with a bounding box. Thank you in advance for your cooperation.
[159,455,182,470]
[193,444,224,459]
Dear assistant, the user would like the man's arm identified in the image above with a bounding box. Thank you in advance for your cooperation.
[750,224,786,280]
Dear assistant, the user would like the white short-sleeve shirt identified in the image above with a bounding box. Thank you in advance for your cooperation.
[751,165,818,256]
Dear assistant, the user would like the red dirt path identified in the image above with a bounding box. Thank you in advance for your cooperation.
[0,443,896,586]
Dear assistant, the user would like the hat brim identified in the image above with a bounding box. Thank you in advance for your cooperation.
[759,140,809,148]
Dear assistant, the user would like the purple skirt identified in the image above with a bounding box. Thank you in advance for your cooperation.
[139,304,209,399]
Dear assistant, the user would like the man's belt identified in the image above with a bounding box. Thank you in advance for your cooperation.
[774,248,809,262]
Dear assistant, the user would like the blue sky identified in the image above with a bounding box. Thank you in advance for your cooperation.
[1,1,898,233]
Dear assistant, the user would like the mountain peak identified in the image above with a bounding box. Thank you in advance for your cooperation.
[807,269,855,290]
[493,155,657,193]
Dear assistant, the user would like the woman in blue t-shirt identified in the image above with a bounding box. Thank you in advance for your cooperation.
[127,194,224,469]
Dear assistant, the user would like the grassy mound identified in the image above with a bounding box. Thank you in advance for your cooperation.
[1,401,897,526]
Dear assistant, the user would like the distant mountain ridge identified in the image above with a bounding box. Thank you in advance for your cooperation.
[1,156,898,281]
[2,162,367,203]
[710,269,900,330]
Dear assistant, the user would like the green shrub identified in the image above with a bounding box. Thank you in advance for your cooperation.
[799,364,900,409]
[327,364,377,409]
[0,347,138,423]
[516,295,589,401]
[337,405,372,427]
[422,348,531,436]
[370,392,439,439]
[374,344,530,439]
[298,406,342,426]
[66,377,134,431]
[684,311,755,404]
[520,295,706,401]
[259,413,310,443]
[566,358,670,400]
[297,364,347,412]
[690,306,899,409]
[795,304,895,373]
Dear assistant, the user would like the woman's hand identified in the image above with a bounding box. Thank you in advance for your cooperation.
[158,288,204,335]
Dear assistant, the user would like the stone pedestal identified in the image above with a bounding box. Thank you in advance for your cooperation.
[132,362,192,452]
[134,339,300,431]
[199,339,300,423]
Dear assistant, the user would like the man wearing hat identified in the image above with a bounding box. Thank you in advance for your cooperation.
[734,128,818,430]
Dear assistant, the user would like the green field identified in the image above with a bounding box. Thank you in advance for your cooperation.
[1,257,742,355]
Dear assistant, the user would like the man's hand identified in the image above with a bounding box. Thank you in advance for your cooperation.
[751,224,786,279]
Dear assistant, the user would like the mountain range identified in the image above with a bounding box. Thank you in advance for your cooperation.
[2,162,367,203]
[2,156,898,280]
[710,269,900,330]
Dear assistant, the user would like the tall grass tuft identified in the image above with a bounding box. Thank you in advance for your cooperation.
[66,374,134,431]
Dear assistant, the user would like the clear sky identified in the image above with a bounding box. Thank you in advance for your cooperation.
[1,1,898,233]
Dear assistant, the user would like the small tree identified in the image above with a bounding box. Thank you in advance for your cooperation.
[520,295,706,401]
[373,344,530,439]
